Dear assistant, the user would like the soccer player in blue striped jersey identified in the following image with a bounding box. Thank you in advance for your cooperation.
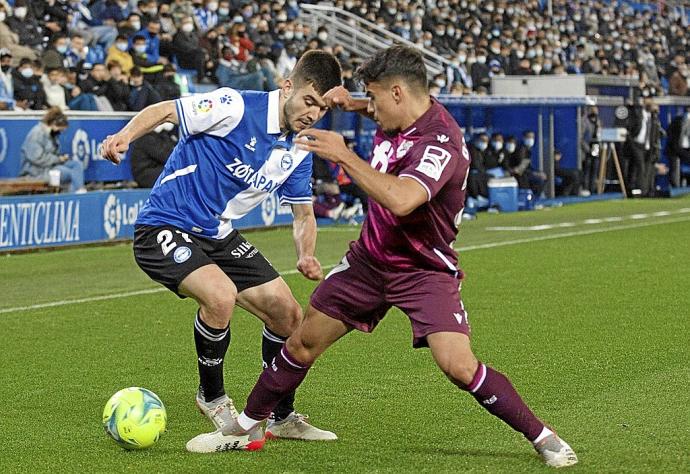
[102,50,342,450]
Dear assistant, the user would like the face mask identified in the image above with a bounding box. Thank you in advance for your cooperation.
[423,40,432,47]
[524,138,535,148]
[317,32,328,41]
[447,28,455,36]
[57,45,68,54]
[20,68,33,78]
[476,55,486,64]
[471,27,481,36]
[294,31,304,39]
[492,141,503,151]
[134,44,147,53]
[14,7,27,19]
[276,13,287,22]
[1,65,10,73]
[458,54,466,63]
[218,8,229,16]
[207,2,218,11]
[116,42,128,51]
[182,23,194,33]
[283,30,294,40]
[434,79,445,88]
[51,129,62,137]
[516,50,525,59]
[0,12,5,22]
[532,65,542,73]
[131,21,141,31]
[505,143,516,153]
[476,142,488,151]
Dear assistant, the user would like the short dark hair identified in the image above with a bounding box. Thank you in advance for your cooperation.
[289,50,342,96]
[130,66,143,77]
[355,45,428,91]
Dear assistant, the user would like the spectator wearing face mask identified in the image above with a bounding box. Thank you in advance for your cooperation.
[130,122,178,188]
[127,66,161,111]
[20,108,86,193]
[105,60,130,111]
[5,1,42,51]
[119,13,142,38]
[43,35,71,72]
[471,49,490,91]
[508,131,546,196]
[155,63,181,101]
[106,34,135,73]
[130,35,164,77]
[0,49,13,109]
[467,133,491,200]
[0,5,38,65]
[485,132,507,177]
[195,0,219,34]
[13,57,46,110]
[581,106,601,193]
[173,16,208,83]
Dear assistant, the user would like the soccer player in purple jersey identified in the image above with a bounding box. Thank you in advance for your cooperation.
[187,45,578,468]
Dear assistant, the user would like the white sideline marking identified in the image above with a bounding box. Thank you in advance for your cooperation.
[2,215,690,316]
[487,208,690,231]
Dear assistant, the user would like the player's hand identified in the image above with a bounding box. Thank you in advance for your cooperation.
[323,85,354,111]
[296,129,350,164]
[297,255,323,281]
[101,132,131,165]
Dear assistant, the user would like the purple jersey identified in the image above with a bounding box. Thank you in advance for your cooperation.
[352,98,470,276]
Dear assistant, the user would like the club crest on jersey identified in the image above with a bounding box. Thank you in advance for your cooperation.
[245,136,257,152]
[396,139,413,158]
[437,134,449,144]
[280,153,293,171]
[195,99,213,113]
[416,145,452,181]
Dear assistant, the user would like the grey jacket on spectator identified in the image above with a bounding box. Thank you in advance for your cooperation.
[20,122,62,180]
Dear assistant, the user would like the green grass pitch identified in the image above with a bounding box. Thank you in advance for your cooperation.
[1,196,690,473]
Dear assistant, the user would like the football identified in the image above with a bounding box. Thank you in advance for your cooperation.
[102,387,167,450]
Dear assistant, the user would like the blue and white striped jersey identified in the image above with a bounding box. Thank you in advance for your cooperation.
[135,88,313,239]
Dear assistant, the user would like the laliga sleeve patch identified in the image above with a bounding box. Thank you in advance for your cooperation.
[415,145,452,181]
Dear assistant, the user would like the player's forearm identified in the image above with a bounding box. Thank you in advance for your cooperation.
[339,152,415,216]
[120,101,178,142]
[292,212,317,259]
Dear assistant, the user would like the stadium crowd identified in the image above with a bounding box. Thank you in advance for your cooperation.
[0,0,689,112]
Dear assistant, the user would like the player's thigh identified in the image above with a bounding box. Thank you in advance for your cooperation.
[236,276,301,337]
[286,304,352,365]
[426,332,478,387]
[310,252,391,334]
[178,263,238,320]
[387,270,470,349]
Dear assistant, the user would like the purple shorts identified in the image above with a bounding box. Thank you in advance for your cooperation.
[310,247,470,348]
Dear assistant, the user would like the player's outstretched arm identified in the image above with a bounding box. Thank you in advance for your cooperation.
[101,101,178,165]
[291,203,323,280]
[296,130,427,216]
[323,86,373,120]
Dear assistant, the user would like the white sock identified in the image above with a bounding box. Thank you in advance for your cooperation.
[237,411,263,431]
[532,426,555,445]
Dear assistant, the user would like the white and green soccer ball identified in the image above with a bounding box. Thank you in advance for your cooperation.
[102,387,167,449]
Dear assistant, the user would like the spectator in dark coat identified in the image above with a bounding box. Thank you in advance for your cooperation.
[105,60,130,111]
[172,16,206,81]
[130,123,177,187]
[13,58,46,110]
[127,66,161,111]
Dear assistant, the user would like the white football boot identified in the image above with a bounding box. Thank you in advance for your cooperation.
[186,419,265,453]
[265,412,337,441]
[534,433,578,468]
[195,391,239,431]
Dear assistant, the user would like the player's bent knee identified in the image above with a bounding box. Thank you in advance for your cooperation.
[199,295,235,327]
[285,332,319,366]
[438,356,479,388]
[270,298,303,335]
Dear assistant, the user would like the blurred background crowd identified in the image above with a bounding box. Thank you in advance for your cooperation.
[0,0,688,112]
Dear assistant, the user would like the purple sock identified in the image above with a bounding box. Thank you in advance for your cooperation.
[244,347,311,421]
[465,363,545,441]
